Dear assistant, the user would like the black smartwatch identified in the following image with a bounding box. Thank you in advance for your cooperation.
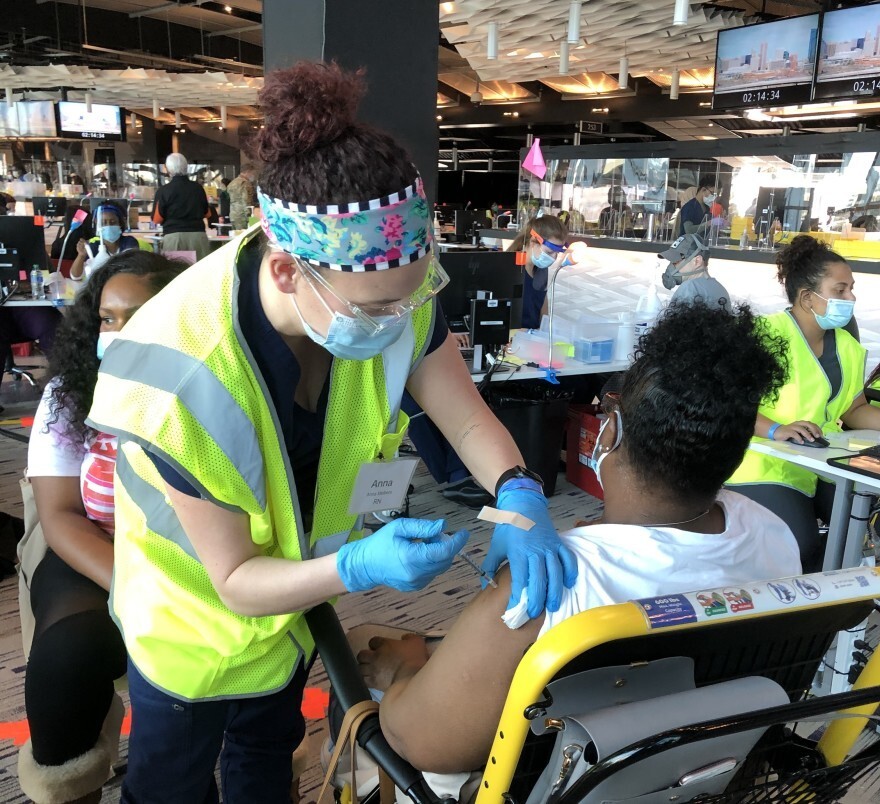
[494,465,544,498]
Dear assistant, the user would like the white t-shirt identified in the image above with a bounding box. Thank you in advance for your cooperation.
[28,380,118,534]
[536,489,801,636]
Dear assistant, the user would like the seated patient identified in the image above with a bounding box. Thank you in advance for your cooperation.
[358,302,802,775]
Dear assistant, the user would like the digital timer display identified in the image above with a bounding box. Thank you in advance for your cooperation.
[712,14,819,111]
[814,4,880,101]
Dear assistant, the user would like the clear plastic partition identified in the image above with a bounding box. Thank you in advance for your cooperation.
[518,148,880,258]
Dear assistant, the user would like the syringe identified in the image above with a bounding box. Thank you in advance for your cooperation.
[445,532,498,588]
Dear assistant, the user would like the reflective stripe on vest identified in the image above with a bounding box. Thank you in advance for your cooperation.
[99,340,267,509]
[88,226,433,699]
[728,310,866,495]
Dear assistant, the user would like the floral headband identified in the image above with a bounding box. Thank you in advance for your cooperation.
[257,177,432,272]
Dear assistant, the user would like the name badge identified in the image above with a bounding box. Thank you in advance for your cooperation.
[348,458,419,515]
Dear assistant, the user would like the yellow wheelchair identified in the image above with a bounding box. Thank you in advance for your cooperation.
[308,566,880,803]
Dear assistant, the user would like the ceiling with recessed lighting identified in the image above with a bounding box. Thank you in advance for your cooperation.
[440,0,745,84]
[4,0,868,148]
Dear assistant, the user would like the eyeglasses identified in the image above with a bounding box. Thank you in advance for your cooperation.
[297,255,450,335]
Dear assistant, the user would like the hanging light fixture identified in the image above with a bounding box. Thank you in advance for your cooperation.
[220,105,228,128]
[567,1,582,44]
[487,21,498,60]
[84,92,93,113]
[618,55,629,90]
[559,40,570,75]
[452,142,459,171]
[488,156,494,173]
[152,99,160,119]
[174,110,182,128]
[130,112,137,128]
[5,87,13,108]
[673,0,689,26]
[670,68,680,100]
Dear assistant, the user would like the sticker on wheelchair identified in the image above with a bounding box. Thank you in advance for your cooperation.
[633,567,880,630]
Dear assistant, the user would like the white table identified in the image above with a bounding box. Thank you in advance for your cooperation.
[749,430,880,695]
[470,356,628,383]
[3,296,72,308]
[748,429,880,571]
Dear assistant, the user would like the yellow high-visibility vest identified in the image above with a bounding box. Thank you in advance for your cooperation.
[88,226,434,700]
[728,310,865,496]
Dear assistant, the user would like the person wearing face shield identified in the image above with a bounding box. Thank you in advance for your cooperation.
[658,233,730,310]
[508,215,569,329]
[727,235,880,572]
[86,62,577,803]
[674,181,717,239]
[69,204,140,281]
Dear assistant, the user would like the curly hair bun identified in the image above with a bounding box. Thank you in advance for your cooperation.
[255,62,366,161]
[776,234,829,281]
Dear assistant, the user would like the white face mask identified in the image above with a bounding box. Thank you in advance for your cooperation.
[96,330,121,360]
[586,410,623,489]
[704,193,717,204]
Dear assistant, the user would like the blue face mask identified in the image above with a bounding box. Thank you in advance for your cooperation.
[532,249,556,270]
[813,293,855,330]
[290,283,408,361]
[102,225,122,244]
[96,331,120,360]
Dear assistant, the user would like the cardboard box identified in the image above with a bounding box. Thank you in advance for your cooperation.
[565,404,604,500]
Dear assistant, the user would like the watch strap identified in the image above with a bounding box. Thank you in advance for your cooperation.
[494,465,544,498]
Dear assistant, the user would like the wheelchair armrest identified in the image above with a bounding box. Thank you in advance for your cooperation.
[305,603,444,804]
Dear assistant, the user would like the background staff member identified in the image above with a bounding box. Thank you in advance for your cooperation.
[727,235,880,571]
[70,204,140,281]
[86,62,576,804]
[658,233,730,310]
[508,215,568,329]
[151,152,211,260]
[675,180,716,239]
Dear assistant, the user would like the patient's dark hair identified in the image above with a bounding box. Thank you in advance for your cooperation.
[618,302,788,500]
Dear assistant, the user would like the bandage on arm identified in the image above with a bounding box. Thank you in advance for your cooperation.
[478,506,535,531]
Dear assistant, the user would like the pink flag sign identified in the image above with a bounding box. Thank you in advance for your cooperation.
[522,138,546,179]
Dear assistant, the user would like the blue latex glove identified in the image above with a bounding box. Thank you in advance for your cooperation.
[337,518,469,593]
[481,479,578,619]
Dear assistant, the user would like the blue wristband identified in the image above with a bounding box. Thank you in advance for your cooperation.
[768,423,781,441]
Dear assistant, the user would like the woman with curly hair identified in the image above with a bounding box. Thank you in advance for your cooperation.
[18,251,185,804]
[727,235,880,572]
[356,301,801,779]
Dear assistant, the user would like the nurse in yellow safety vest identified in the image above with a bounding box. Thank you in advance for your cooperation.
[85,62,578,803]
[727,235,880,572]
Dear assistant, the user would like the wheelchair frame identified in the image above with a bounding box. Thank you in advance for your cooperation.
[308,566,880,804]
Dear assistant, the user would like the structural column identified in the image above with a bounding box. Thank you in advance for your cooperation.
[262,0,439,203]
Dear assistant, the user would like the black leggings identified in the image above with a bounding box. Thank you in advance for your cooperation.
[731,481,836,573]
[25,549,127,766]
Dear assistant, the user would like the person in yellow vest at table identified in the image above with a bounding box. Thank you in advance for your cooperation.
[69,204,141,281]
[85,61,577,804]
[727,235,880,572]
[865,363,880,407]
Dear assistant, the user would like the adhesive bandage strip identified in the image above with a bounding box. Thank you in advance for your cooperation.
[477,506,536,531]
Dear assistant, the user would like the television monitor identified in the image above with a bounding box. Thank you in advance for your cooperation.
[712,14,820,110]
[815,3,880,101]
[438,251,523,329]
[0,216,48,272]
[32,197,69,219]
[56,101,125,141]
[0,101,57,137]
